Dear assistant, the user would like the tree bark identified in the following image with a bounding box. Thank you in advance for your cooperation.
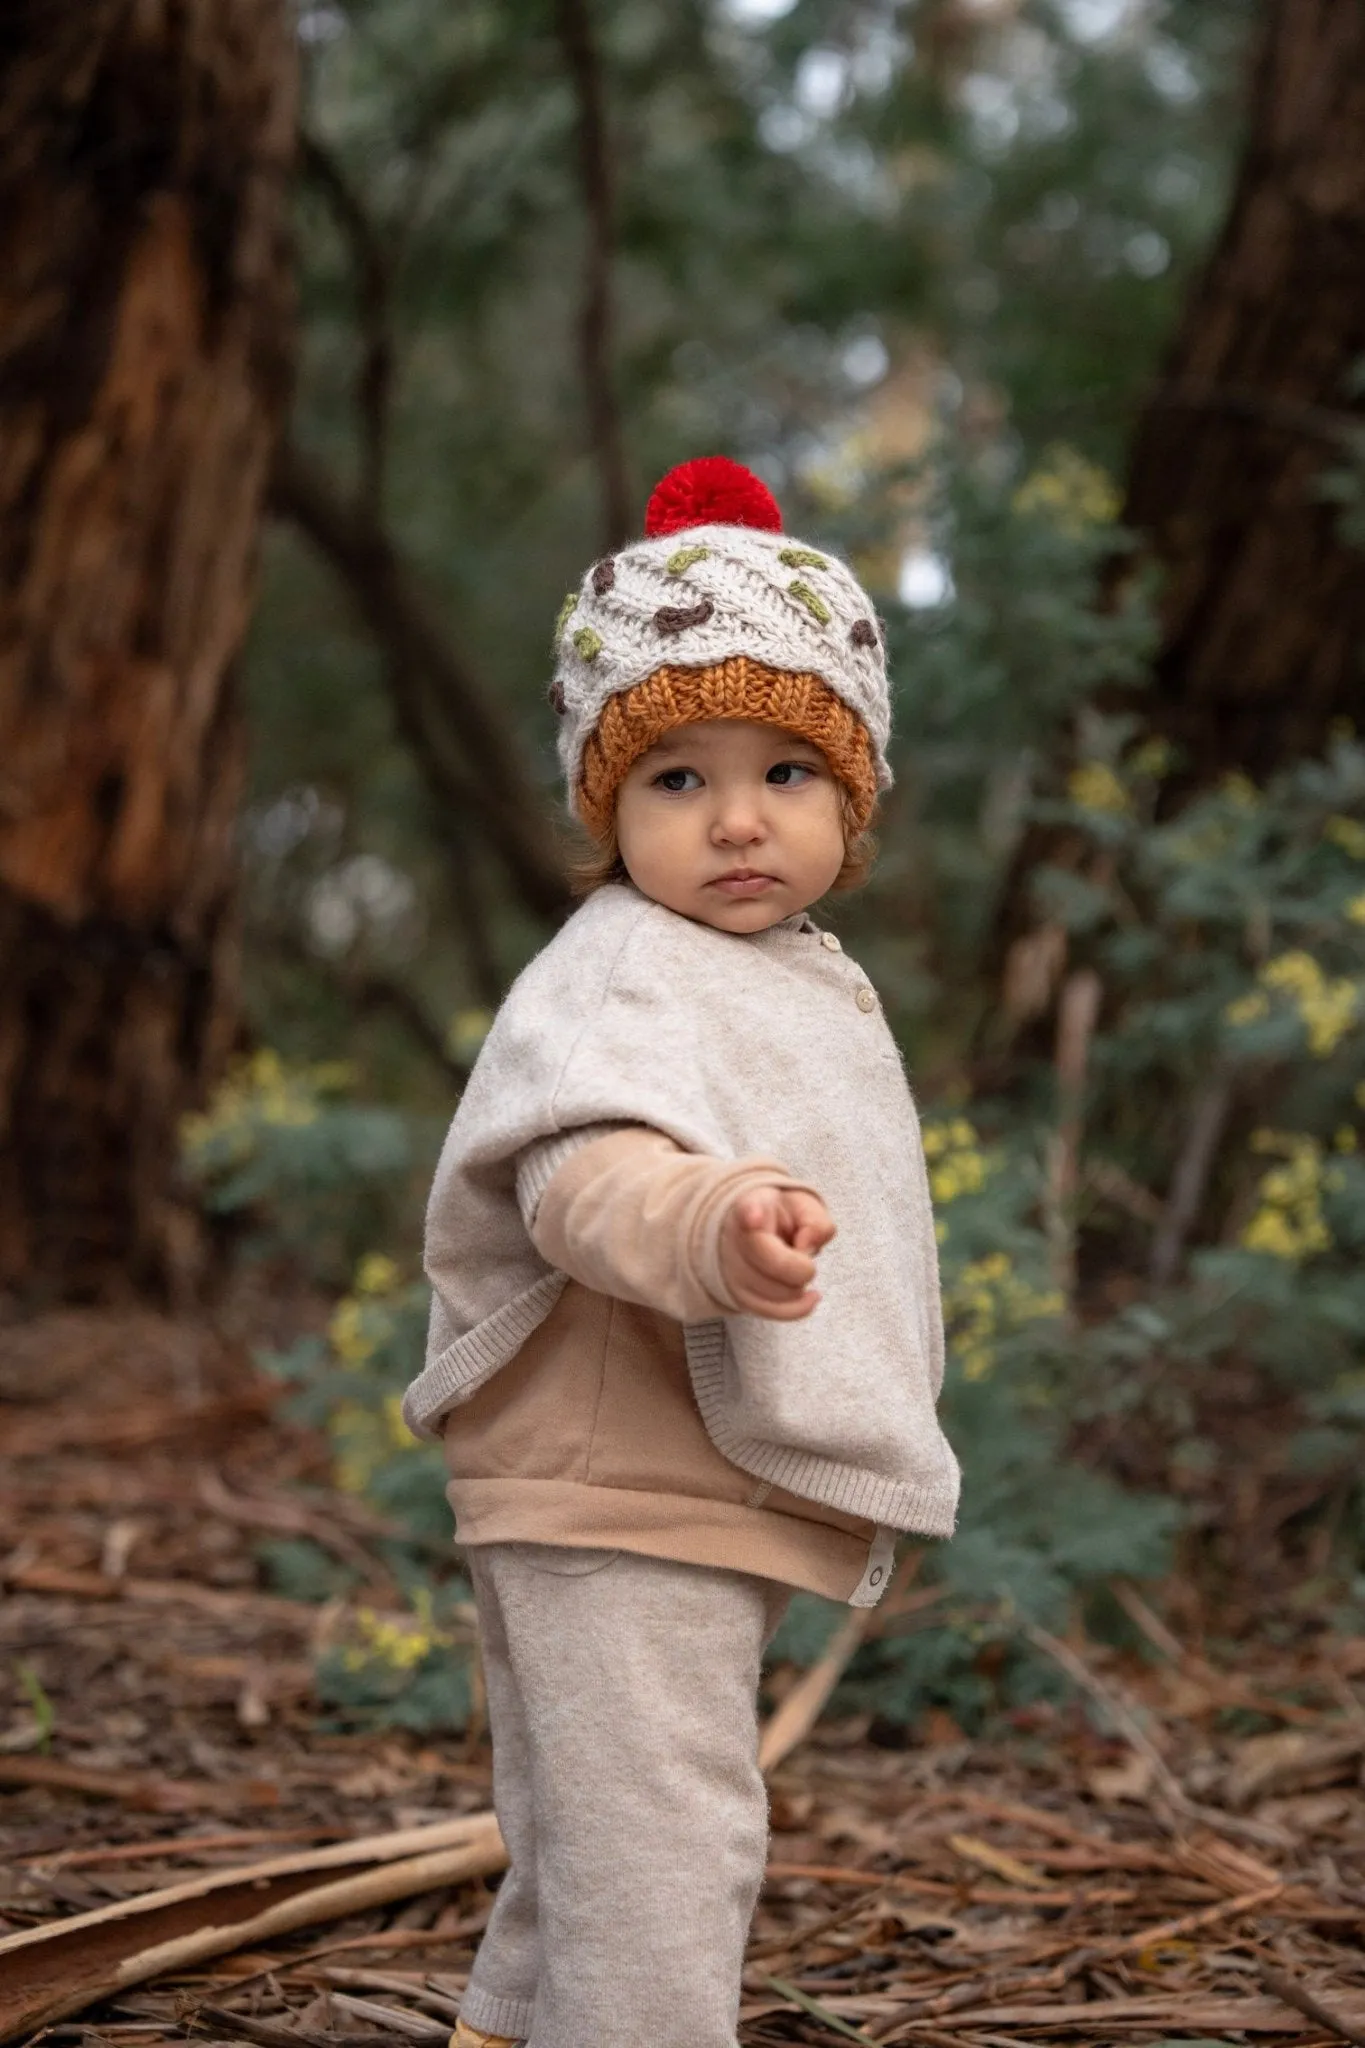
[0,2,295,1304]
[989,0,1365,1052]
[1121,0,1365,788]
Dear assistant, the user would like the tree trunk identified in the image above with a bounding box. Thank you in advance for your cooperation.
[0,2,295,1305]
[990,0,1365,1049]
[1121,0,1365,789]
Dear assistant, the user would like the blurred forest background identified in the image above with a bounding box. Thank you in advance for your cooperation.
[4,0,1365,1736]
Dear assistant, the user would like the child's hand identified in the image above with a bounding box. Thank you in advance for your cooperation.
[718,1186,836,1320]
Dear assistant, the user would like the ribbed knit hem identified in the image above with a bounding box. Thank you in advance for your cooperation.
[683,1322,961,1537]
[459,1982,533,2040]
[402,1273,567,1440]
[446,1477,876,1605]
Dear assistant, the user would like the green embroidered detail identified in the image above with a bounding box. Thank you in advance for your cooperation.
[787,579,832,625]
[779,547,828,571]
[553,592,577,643]
[666,544,711,576]
[573,626,603,660]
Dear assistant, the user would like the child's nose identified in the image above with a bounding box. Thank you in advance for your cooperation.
[712,798,765,845]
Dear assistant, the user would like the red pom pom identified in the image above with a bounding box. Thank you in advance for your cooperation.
[644,456,783,538]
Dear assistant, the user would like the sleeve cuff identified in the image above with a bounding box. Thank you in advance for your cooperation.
[515,1123,641,1229]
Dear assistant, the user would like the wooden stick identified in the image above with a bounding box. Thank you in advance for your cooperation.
[1260,1965,1365,2048]
[0,1819,506,2043]
[1022,1621,1186,1807]
[759,1609,873,1774]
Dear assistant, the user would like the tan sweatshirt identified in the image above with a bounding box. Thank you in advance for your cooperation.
[443,1127,895,1604]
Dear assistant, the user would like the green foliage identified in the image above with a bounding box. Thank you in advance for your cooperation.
[254,1253,475,1729]
[183,1049,431,1284]
[315,1591,474,1733]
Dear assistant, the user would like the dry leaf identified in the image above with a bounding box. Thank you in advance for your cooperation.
[1223,1727,1365,1809]
[1088,1751,1156,1804]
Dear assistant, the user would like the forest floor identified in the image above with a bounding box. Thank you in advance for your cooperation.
[1,1314,1363,2048]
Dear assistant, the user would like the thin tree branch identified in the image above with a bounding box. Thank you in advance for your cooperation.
[1149,1070,1234,1285]
[252,926,469,1089]
[555,0,632,548]
[299,131,394,517]
[270,439,569,923]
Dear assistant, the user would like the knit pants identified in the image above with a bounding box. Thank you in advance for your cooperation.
[458,1542,790,2048]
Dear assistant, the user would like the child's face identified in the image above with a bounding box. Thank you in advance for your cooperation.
[614,719,847,932]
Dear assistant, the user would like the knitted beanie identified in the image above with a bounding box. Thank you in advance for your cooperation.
[550,457,893,838]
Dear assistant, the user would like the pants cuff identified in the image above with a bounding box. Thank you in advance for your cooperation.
[460,1982,536,2040]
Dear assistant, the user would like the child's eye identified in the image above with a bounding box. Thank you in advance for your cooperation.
[767,761,816,786]
[653,766,702,793]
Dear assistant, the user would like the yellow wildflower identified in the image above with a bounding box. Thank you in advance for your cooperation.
[1128,736,1174,781]
[447,1008,494,1061]
[1325,815,1365,860]
[1068,762,1132,817]
[328,1298,376,1367]
[355,1252,401,1295]
[943,1251,1064,1382]
[1345,893,1365,925]
[1259,951,1359,1057]
[383,1393,415,1449]
[311,1060,359,1093]
[1240,1131,1334,1262]
[342,1592,450,1675]
[1224,991,1269,1028]
[1013,445,1121,533]
[1220,772,1260,811]
[921,1118,992,1204]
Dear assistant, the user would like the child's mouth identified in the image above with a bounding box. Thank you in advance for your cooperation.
[710,870,779,896]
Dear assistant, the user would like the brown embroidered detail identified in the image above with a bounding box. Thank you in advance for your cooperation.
[850,617,878,648]
[653,597,714,635]
[547,679,566,714]
[592,557,616,596]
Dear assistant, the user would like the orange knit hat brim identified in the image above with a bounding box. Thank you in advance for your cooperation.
[576,657,879,840]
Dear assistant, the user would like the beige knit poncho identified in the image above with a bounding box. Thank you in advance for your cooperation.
[404,883,960,1538]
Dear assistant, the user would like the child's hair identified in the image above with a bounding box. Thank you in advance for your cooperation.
[568,781,876,899]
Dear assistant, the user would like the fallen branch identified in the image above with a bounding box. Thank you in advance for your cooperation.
[1,1561,325,1624]
[0,1816,505,2043]
[0,1755,279,1813]
[326,1993,447,2043]
[1021,1620,1294,1850]
[1260,1962,1365,2048]
[880,1989,1365,2038]
[759,1609,873,1775]
[1022,1620,1186,1808]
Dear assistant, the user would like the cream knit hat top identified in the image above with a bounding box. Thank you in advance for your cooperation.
[550,457,893,838]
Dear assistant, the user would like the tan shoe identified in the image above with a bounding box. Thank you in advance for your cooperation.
[451,2023,522,2048]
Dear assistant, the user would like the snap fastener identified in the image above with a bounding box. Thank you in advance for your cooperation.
[855,987,877,1013]
[820,931,841,951]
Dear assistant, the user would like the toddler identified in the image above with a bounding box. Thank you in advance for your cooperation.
[402,456,959,2048]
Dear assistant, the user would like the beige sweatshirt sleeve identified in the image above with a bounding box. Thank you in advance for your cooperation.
[519,1127,818,1322]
